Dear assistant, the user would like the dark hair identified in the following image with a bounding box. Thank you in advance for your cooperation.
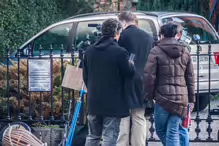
[170,21,183,34]
[118,11,136,23]
[160,23,178,38]
[101,18,123,37]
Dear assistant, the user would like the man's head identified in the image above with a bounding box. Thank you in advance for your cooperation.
[118,11,137,29]
[101,18,123,40]
[160,22,183,40]
[133,14,139,27]
[171,21,183,40]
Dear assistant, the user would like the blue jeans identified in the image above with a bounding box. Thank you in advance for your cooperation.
[154,104,182,146]
[179,124,190,146]
[85,114,121,146]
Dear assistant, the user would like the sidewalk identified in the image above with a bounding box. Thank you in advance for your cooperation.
[148,142,219,146]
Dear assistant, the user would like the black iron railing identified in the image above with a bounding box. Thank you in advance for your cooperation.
[0,46,83,125]
[147,41,219,142]
[0,41,219,142]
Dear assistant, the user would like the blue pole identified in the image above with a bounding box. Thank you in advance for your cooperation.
[65,89,86,146]
[65,101,81,146]
[69,102,82,146]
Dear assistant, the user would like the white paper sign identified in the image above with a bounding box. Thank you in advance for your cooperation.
[28,59,51,92]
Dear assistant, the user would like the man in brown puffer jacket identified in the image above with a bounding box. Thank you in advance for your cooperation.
[143,22,195,146]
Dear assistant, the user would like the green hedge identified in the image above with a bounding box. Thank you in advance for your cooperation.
[0,0,210,56]
[137,0,210,19]
[0,0,92,55]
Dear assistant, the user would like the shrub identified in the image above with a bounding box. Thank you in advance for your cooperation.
[0,0,92,55]
[0,59,80,120]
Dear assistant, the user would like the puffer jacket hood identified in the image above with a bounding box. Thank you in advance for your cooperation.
[157,38,185,58]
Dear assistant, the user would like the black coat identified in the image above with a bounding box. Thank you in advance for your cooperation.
[118,25,154,109]
[83,36,135,118]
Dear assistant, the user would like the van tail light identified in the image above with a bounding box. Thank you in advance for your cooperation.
[214,52,219,65]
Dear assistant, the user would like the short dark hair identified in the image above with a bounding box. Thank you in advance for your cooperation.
[160,23,178,38]
[170,21,183,34]
[118,11,136,23]
[101,18,123,37]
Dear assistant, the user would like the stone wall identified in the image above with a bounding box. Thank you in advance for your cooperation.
[33,127,64,146]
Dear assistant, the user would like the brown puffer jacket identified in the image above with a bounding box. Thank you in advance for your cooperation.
[143,38,195,117]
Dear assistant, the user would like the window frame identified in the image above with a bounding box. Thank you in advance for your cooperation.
[20,22,75,57]
[73,18,158,47]
[160,15,219,43]
[73,19,105,49]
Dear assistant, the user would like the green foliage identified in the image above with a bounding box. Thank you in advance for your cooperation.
[213,94,219,101]
[137,0,209,19]
[0,0,92,56]
[0,59,81,120]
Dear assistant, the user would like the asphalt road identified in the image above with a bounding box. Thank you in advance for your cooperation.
[148,142,219,146]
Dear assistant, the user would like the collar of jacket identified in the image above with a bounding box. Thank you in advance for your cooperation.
[124,25,137,31]
[95,36,117,45]
[94,36,117,50]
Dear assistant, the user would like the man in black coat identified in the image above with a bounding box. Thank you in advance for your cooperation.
[83,18,135,146]
[117,11,154,146]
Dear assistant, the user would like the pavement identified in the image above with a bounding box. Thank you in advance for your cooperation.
[146,100,219,145]
[148,142,219,146]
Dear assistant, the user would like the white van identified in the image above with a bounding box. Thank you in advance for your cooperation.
[15,11,219,111]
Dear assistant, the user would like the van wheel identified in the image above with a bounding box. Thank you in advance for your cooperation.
[194,94,209,112]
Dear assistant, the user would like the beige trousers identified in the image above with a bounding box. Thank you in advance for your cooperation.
[117,108,147,146]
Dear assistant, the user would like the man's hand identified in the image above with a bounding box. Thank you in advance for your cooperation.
[129,60,134,65]
[153,100,156,104]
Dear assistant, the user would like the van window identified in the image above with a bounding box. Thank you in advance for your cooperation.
[162,16,218,44]
[138,19,157,39]
[75,20,103,49]
[33,23,73,56]
[74,19,157,48]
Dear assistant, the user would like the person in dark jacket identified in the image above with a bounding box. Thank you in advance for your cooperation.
[83,18,135,146]
[143,22,195,146]
[117,11,154,146]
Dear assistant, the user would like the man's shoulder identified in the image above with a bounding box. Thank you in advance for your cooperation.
[84,45,95,56]
[107,43,127,56]
[122,26,152,39]
[122,26,140,34]
[137,28,153,40]
[110,42,127,52]
[85,44,96,51]
[117,46,127,53]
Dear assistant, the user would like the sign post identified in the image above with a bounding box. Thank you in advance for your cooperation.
[28,59,51,92]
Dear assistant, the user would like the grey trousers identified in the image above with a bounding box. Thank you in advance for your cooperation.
[85,114,121,146]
